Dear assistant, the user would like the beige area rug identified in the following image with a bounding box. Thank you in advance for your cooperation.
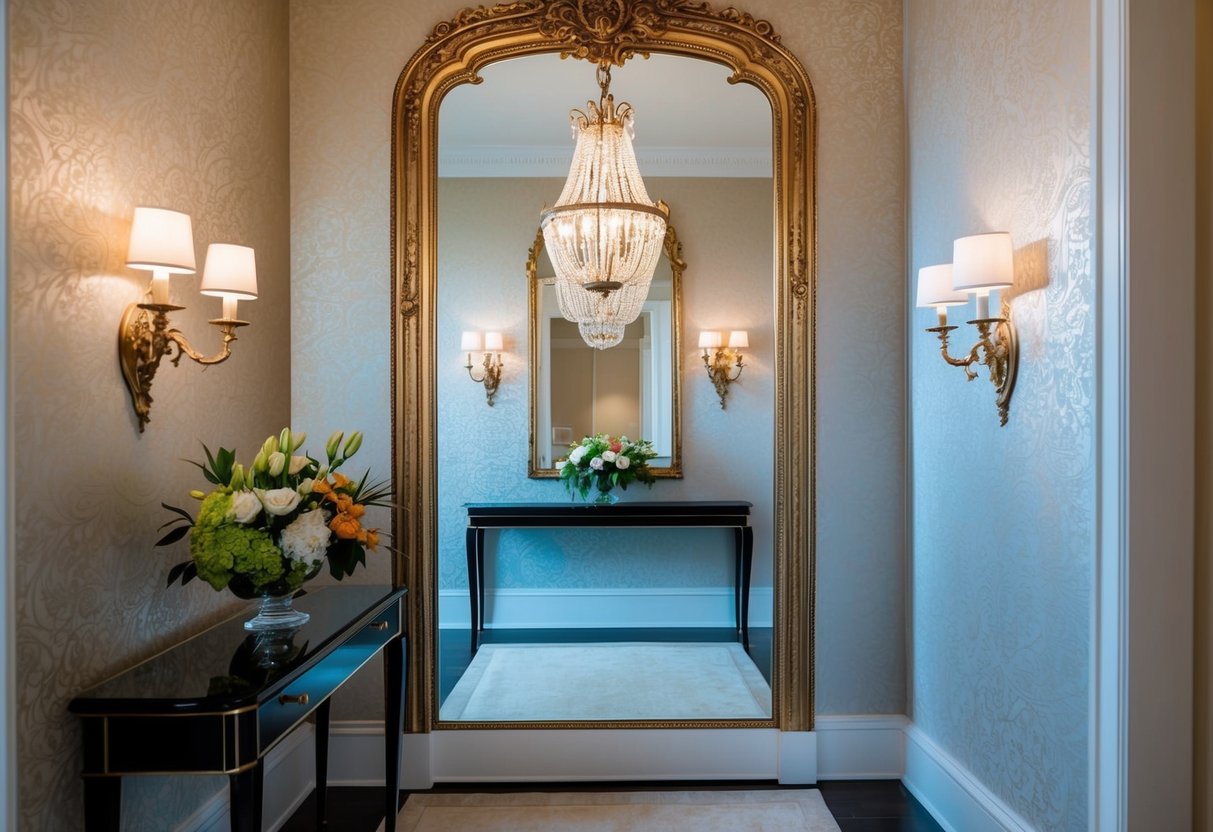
[382,790,842,832]
[439,642,772,721]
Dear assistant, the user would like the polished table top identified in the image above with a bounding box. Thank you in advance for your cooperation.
[465,501,753,525]
[69,585,403,715]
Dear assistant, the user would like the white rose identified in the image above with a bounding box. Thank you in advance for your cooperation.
[602,450,617,463]
[257,487,301,516]
[228,490,262,524]
[288,455,310,476]
[279,508,331,565]
[569,446,587,464]
[589,456,604,470]
[616,455,631,470]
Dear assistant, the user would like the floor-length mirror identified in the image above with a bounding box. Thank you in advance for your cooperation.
[434,52,776,724]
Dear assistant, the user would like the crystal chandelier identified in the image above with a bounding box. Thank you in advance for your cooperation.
[541,66,668,349]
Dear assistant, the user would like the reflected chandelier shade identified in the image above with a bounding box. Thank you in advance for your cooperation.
[541,65,668,349]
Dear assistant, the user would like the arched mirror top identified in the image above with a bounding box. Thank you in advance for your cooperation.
[391,0,816,734]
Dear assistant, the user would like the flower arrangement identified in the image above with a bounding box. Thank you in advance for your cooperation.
[158,427,390,598]
[557,433,657,501]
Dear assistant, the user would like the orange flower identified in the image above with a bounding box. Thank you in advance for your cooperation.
[329,512,362,540]
[332,472,351,491]
[312,479,333,498]
[363,529,380,550]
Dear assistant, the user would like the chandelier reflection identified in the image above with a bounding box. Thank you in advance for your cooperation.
[541,65,668,350]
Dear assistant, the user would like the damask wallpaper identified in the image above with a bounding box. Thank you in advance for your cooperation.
[289,0,907,719]
[907,0,1093,828]
[10,0,291,828]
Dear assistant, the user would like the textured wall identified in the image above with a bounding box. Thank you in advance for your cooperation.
[9,0,290,828]
[436,176,774,601]
[290,0,906,719]
[906,0,1092,828]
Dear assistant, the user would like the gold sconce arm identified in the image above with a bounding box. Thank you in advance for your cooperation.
[702,348,745,409]
[118,301,248,432]
[466,352,503,406]
[924,302,1018,426]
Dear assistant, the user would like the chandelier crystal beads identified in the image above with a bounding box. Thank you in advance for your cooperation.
[541,66,668,349]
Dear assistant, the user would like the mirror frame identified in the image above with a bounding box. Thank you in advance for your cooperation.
[526,223,686,479]
[392,0,816,733]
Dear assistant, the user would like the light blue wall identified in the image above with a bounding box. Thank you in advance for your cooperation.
[907,0,1092,827]
[436,177,775,605]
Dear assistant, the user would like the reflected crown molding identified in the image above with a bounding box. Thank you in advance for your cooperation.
[440,144,773,178]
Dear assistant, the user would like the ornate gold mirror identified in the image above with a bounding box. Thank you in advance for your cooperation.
[528,223,685,478]
[392,1,816,734]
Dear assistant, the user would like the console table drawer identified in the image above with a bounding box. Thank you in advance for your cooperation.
[258,609,399,749]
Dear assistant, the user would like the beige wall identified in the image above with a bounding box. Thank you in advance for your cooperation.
[1196,0,1213,827]
[290,0,907,717]
[9,0,291,827]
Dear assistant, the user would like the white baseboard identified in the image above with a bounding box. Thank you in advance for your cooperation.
[177,722,316,832]
[902,723,1035,832]
[814,715,906,780]
[201,716,1035,832]
[438,586,774,629]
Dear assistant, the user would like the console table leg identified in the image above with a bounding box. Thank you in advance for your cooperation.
[383,635,405,832]
[733,527,744,637]
[740,526,754,648]
[229,761,263,832]
[82,777,121,832]
[465,527,479,651]
[476,528,486,634]
[314,697,331,825]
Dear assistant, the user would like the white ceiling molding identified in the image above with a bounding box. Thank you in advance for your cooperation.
[439,144,772,178]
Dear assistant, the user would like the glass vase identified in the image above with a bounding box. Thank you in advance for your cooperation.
[593,486,619,505]
[244,591,310,631]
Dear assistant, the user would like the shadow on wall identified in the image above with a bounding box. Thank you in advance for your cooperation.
[1006,238,1051,299]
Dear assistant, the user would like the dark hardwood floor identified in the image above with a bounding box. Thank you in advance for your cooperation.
[280,780,944,831]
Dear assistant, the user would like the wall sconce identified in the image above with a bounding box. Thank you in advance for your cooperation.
[118,207,257,432]
[916,232,1019,426]
[699,329,747,409]
[462,330,504,406]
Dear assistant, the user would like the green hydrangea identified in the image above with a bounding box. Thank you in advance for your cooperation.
[189,491,285,592]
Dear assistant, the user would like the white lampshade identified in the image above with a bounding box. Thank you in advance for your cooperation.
[727,330,749,349]
[199,244,258,300]
[698,331,723,349]
[916,264,968,307]
[460,331,482,352]
[126,206,196,273]
[952,232,1014,292]
[484,331,504,352]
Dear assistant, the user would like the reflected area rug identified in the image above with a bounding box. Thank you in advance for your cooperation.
[382,790,842,832]
[439,642,772,721]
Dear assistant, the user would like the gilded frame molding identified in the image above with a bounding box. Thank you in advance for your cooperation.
[526,222,686,480]
[391,0,816,733]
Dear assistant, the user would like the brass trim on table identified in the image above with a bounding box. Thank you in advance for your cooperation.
[392,0,817,734]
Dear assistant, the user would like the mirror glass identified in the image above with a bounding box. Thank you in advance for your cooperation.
[529,227,682,475]
[434,51,774,724]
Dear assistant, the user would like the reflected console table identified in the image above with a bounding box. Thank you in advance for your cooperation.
[465,501,754,652]
[69,585,406,832]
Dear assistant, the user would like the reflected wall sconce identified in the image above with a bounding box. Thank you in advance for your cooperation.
[462,330,504,406]
[698,329,747,409]
[118,207,257,432]
[916,231,1019,426]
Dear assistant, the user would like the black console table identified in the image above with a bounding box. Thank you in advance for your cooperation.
[465,501,754,651]
[69,585,406,832]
